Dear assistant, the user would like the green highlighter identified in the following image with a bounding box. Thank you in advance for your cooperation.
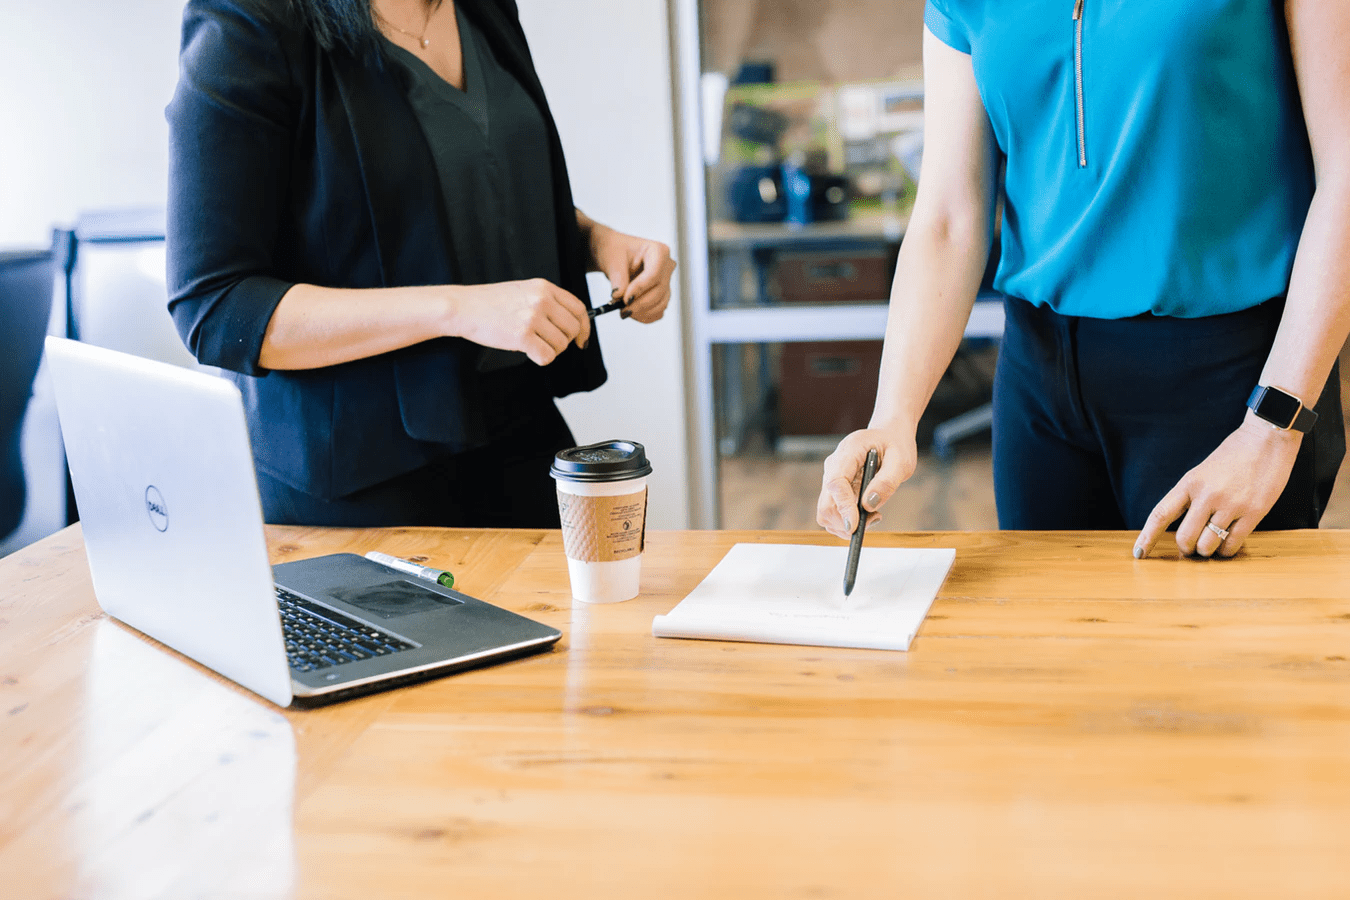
[365,551,455,590]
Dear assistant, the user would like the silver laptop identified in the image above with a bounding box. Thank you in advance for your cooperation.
[45,337,561,707]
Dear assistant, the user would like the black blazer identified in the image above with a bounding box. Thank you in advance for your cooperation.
[166,0,607,500]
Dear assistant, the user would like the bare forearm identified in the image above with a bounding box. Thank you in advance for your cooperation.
[869,221,991,433]
[1259,177,1350,406]
[259,276,592,371]
[1270,0,1350,409]
[258,283,454,370]
[575,208,609,272]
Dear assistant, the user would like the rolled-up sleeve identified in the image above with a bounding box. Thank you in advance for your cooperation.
[165,0,300,376]
[924,0,972,54]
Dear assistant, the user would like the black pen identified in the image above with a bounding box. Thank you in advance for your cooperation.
[588,297,627,319]
[843,448,879,596]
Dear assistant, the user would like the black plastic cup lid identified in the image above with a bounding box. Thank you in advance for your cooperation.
[550,440,653,483]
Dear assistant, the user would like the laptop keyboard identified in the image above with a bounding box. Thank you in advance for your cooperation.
[276,587,415,672]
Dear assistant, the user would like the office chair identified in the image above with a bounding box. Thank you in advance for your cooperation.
[69,207,200,369]
[0,240,58,540]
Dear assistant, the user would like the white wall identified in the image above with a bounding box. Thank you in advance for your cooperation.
[1,0,692,542]
[0,1,184,247]
[517,0,691,529]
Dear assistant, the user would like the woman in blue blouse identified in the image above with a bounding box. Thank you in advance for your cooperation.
[817,0,1350,559]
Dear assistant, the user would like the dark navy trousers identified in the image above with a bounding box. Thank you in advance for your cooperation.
[991,296,1344,530]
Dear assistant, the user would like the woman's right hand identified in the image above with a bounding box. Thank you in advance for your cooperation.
[816,427,919,539]
[449,278,592,366]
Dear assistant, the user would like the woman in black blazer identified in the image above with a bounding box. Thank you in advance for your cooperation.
[166,0,676,527]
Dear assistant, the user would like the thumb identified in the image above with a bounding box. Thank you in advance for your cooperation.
[603,255,633,303]
[860,449,908,513]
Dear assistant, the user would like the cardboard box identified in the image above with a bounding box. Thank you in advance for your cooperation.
[777,340,882,435]
[773,249,894,304]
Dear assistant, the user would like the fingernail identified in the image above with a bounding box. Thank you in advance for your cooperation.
[865,492,881,509]
[1133,546,1143,559]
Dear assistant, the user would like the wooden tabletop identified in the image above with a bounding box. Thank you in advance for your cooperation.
[4,525,1349,899]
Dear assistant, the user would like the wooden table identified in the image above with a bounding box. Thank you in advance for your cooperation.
[4,526,1349,898]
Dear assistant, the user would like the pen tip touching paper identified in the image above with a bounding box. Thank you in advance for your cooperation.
[842,448,878,599]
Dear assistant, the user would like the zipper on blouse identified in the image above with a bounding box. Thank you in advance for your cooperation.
[1072,0,1087,168]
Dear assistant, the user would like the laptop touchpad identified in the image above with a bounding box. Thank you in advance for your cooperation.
[328,579,464,619]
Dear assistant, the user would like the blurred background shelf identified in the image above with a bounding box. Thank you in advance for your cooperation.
[678,0,1007,526]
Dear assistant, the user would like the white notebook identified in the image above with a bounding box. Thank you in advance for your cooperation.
[652,543,956,652]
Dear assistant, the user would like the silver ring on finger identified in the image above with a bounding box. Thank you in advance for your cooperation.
[1205,520,1231,542]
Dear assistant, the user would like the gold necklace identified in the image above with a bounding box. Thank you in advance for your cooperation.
[377,1,439,49]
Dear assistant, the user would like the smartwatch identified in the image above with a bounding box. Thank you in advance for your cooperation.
[1246,385,1318,433]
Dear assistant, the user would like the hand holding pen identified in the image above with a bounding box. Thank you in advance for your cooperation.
[588,296,629,319]
[583,215,677,324]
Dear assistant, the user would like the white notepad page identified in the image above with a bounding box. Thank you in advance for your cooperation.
[652,543,957,651]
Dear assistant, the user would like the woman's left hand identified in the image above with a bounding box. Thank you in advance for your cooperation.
[587,223,676,323]
[1133,414,1303,559]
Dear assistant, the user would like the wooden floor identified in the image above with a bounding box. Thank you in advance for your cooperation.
[721,341,1350,532]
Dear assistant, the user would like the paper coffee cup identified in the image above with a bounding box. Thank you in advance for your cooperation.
[551,440,652,604]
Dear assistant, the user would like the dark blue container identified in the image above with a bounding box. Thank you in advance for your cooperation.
[726,166,788,223]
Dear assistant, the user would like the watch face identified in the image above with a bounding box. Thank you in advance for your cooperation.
[1255,387,1302,426]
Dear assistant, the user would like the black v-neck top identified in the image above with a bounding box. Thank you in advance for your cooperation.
[384,6,564,415]
[383,8,561,295]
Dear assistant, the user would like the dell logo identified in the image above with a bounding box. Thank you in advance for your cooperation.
[145,486,169,532]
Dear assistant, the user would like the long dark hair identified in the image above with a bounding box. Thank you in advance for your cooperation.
[288,0,382,56]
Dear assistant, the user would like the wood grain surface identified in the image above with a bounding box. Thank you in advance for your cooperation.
[3,525,1349,899]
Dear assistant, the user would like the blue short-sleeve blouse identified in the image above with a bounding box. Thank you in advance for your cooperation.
[923,0,1313,319]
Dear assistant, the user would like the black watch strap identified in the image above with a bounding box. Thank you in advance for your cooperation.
[1246,385,1318,433]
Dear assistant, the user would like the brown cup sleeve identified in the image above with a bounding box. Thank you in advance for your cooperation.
[557,487,647,563]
